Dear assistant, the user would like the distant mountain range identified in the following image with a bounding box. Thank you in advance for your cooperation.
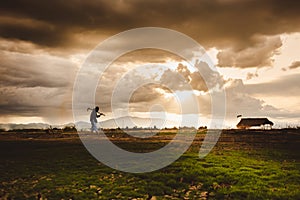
[0,116,178,131]
[0,122,48,131]
[0,122,75,131]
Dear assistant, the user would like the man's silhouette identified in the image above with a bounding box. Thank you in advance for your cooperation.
[88,106,105,133]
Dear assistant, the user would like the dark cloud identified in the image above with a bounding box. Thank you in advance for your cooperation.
[128,84,182,114]
[0,50,76,88]
[288,61,300,70]
[1,0,300,50]
[0,86,73,124]
[129,84,167,103]
[112,49,183,64]
[0,43,76,123]
[217,35,282,68]
[0,16,68,47]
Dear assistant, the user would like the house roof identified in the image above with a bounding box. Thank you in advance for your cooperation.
[237,118,274,127]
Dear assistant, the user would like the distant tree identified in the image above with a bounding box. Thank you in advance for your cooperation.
[63,125,77,132]
[198,126,207,130]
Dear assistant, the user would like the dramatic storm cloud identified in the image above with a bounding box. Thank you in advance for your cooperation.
[1,0,300,49]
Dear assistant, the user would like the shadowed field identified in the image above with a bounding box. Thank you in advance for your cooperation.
[0,129,299,199]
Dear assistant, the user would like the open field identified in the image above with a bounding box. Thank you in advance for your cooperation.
[0,129,299,199]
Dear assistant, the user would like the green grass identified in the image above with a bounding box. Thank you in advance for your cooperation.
[0,130,299,199]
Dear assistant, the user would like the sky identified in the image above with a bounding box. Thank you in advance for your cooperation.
[0,0,299,128]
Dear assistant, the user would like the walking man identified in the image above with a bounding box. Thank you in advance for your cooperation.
[88,106,105,133]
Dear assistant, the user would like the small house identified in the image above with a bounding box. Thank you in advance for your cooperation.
[237,118,274,129]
